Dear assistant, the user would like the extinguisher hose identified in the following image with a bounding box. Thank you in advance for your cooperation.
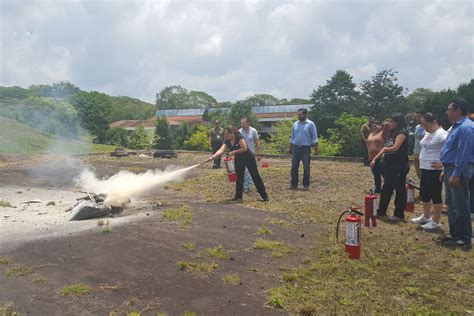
[336,210,351,244]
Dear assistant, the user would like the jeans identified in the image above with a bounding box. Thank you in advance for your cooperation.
[291,145,311,188]
[371,160,382,194]
[469,175,474,213]
[444,164,473,244]
[243,168,254,190]
[378,163,409,218]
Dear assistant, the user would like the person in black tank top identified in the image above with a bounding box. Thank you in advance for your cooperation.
[205,126,268,202]
[370,113,409,222]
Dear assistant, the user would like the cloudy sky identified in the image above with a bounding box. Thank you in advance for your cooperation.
[1,0,472,103]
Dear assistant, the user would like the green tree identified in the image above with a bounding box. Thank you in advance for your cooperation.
[265,119,293,154]
[310,70,362,137]
[406,88,437,112]
[106,127,129,147]
[328,113,368,157]
[457,79,474,112]
[171,123,193,149]
[228,101,259,127]
[155,85,218,110]
[129,124,150,149]
[360,69,407,120]
[153,116,171,149]
[188,90,217,109]
[70,91,112,143]
[184,124,211,151]
[243,94,279,107]
[29,81,81,100]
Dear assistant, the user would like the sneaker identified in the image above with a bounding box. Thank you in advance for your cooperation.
[303,186,309,191]
[261,197,269,202]
[421,219,442,231]
[288,185,297,190]
[411,214,430,225]
[230,197,242,202]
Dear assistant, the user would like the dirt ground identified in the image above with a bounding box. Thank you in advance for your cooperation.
[0,153,315,315]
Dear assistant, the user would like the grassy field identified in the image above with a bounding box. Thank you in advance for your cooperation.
[170,160,474,314]
[0,116,115,155]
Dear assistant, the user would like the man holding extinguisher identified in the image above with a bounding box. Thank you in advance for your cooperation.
[288,108,319,191]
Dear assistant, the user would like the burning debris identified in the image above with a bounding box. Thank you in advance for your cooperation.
[69,193,126,221]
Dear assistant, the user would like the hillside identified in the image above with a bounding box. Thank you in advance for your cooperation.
[0,116,114,155]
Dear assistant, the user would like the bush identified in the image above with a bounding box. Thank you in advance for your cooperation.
[129,124,150,149]
[106,127,129,147]
[184,124,211,151]
[328,113,368,157]
[318,137,340,156]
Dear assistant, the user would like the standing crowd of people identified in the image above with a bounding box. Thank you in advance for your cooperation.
[365,97,474,249]
[205,98,473,250]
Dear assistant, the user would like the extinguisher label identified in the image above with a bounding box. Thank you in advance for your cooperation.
[407,188,414,203]
[346,222,360,246]
[373,199,378,216]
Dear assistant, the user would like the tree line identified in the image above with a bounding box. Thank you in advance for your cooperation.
[1,71,472,156]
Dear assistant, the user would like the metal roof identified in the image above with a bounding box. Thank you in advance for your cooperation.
[155,104,311,117]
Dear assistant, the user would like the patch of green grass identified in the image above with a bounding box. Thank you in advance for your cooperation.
[31,274,47,284]
[4,264,33,277]
[102,226,112,234]
[222,274,241,285]
[178,261,219,275]
[0,257,14,265]
[60,283,90,296]
[127,312,140,316]
[182,242,196,250]
[257,225,272,235]
[163,206,192,227]
[0,304,20,316]
[203,245,229,259]
[253,238,292,258]
[183,312,196,316]
[0,200,12,207]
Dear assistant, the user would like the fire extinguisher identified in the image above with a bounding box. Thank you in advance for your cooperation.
[405,183,415,212]
[224,156,237,182]
[364,189,377,228]
[336,207,363,259]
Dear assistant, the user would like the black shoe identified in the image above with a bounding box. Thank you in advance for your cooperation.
[212,165,221,169]
[261,197,269,202]
[231,197,242,202]
[288,185,297,190]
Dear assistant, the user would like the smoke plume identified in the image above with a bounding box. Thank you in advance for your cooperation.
[76,165,198,206]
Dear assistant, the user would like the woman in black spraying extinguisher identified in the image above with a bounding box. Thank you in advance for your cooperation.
[205,126,269,202]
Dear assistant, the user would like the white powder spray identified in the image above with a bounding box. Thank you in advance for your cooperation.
[76,164,199,206]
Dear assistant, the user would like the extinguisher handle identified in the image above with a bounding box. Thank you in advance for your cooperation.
[351,210,364,216]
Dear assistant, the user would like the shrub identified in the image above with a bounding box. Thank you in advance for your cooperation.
[184,124,211,151]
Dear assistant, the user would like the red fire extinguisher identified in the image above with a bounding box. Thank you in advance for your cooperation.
[224,156,237,182]
[336,207,363,259]
[364,190,377,228]
[261,161,269,168]
[405,183,415,212]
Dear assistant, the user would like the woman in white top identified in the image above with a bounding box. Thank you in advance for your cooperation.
[411,113,448,230]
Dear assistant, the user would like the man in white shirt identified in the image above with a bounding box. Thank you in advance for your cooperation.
[239,116,261,192]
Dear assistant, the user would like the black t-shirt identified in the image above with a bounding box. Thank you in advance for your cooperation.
[382,129,409,169]
[225,134,252,161]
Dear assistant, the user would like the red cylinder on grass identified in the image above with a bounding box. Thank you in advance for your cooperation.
[364,192,378,227]
[405,183,415,212]
[345,214,361,259]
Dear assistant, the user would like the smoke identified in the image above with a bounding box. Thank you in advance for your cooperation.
[76,165,199,206]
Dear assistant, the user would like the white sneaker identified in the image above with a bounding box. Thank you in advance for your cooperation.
[411,214,430,225]
[421,219,442,231]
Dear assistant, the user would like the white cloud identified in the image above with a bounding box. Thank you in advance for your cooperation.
[0,0,472,103]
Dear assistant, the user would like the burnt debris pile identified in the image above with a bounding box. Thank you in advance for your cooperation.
[69,193,125,221]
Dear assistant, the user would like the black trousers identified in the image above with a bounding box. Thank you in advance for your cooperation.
[378,163,409,218]
[211,140,223,167]
[371,159,382,194]
[235,155,268,200]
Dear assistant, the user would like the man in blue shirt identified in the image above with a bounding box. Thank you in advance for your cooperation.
[288,108,318,191]
[439,97,474,248]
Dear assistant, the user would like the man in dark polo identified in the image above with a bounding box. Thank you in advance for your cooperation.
[440,97,474,248]
[209,120,224,169]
